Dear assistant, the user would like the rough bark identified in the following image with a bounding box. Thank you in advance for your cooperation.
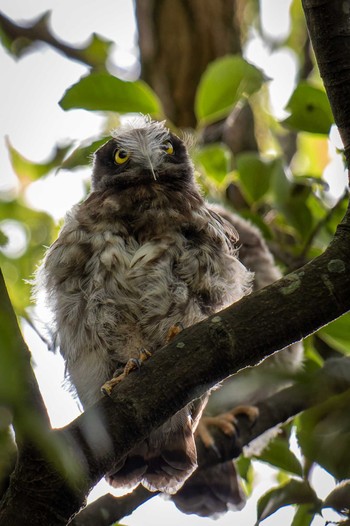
[302,0,350,164]
[1,1,350,524]
[71,357,350,525]
[1,202,350,524]
[135,0,242,127]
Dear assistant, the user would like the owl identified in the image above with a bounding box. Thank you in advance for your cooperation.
[173,209,303,516]
[37,117,253,495]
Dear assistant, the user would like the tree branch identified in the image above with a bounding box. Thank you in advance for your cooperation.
[1,203,350,524]
[0,270,50,432]
[302,0,350,166]
[72,357,350,525]
[0,11,105,69]
[2,2,350,524]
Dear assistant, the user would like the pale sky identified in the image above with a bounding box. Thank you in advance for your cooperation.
[0,1,340,524]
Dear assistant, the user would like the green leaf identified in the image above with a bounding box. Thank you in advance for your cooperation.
[291,504,316,526]
[0,11,51,58]
[256,479,320,524]
[297,391,350,480]
[195,143,232,183]
[79,33,113,68]
[6,139,70,183]
[236,153,275,203]
[270,158,291,206]
[282,82,334,135]
[236,455,252,482]
[283,186,314,240]
[258,435,303,477]
[318,313,350,355]
[195,55,265,125]
[59,72,162,115]
[0,200,54,315]
[60,137,109,170]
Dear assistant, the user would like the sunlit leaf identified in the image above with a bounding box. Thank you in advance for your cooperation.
[297,391,350,480]
[282,82,334,135]
[79,33,113,68]
[195,143,232,184]
[291,504,316,526]
[258,435,303,477]
[0,200,54,315]
[195,55,265,125]
[256,479,320,524]
[291,134,330,178]
[236,455,252,481]
[318,313,350,355]
[6,138,70,185]
[59,72,162,115]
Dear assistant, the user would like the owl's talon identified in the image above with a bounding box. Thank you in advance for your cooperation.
[196,405,259,449]
[165,322,184,344]
[139,348,152,362]
[101,351,152,396]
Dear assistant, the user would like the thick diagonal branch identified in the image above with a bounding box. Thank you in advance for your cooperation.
[72,357,350,526]
[1,206,350,525]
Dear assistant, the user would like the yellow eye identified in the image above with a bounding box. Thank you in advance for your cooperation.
[114,149,130,164]
[163,140,174,155]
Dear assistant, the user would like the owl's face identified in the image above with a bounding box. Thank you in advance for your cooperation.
[92,119,194,192]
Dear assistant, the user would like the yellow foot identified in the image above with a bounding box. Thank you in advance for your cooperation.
[196,405,259,449]
[101,348,152,396]
[165,322,184,344]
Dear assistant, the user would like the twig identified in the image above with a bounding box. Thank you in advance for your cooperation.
[0,11,106,69]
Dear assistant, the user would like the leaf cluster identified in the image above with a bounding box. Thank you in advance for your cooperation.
[1,1,350,524]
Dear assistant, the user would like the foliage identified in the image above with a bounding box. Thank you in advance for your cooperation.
[59,72,162,115]
[194,55,265,125]
[1,0,350,524]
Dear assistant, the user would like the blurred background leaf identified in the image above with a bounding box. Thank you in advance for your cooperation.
[59,72,163,115]
[282,82,334,135]
[195,55,265,125]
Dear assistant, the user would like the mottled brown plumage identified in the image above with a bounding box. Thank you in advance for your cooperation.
[173,209,303,516]
[37,117,252,495]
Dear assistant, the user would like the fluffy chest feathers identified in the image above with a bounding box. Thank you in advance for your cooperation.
[38,118,253,496]
[42,188,250,370]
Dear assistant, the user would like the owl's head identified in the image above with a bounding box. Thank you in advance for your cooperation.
[92,117,194,192]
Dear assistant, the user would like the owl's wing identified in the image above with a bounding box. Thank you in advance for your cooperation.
[106,407,199,495]
[207,207,240,251]
[172,461,246,517]
[172,207,303,517]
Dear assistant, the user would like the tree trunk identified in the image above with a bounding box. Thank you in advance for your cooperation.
[135,0,242,127]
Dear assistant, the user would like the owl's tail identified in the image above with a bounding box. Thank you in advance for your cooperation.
[106,414,197,495]
[171,460,246,517]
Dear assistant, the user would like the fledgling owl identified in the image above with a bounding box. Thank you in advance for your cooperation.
[37,117,252,495]
[173,209,303,517]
